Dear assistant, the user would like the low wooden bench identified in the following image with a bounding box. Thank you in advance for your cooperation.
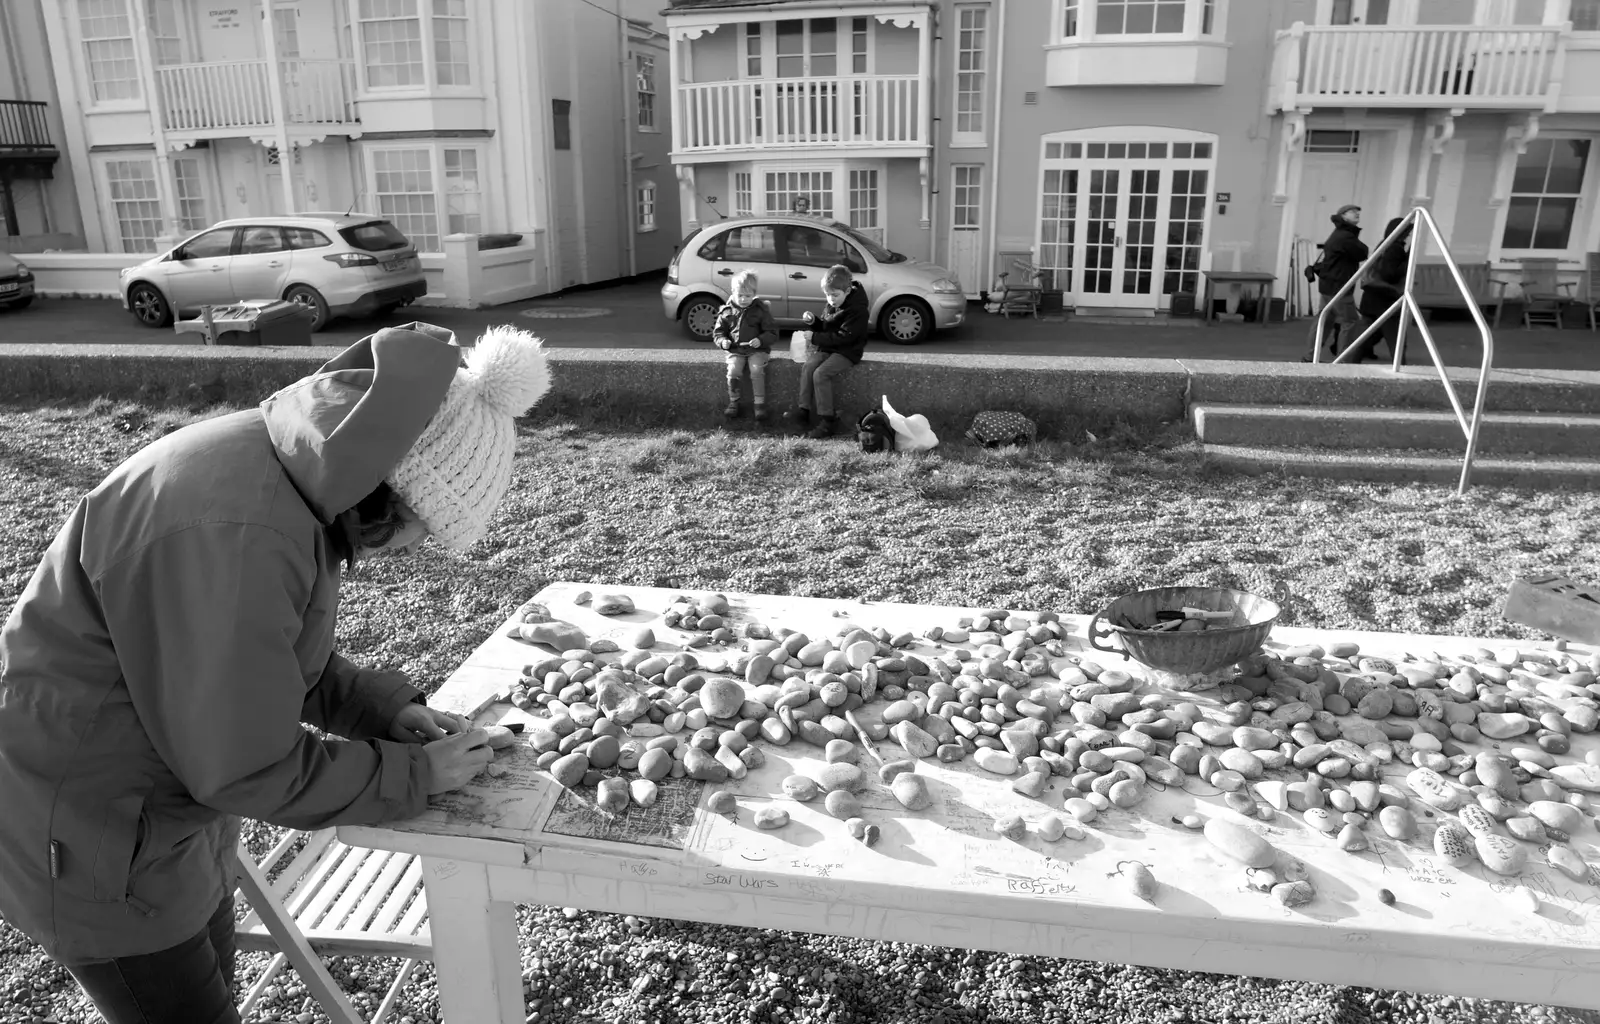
[1407,260,1507,327]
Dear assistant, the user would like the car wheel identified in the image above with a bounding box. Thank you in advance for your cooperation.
[880,297,933,345]
[3,296,33,311]
[285,284,331,332]
[680,294,722,341]
[127,283,173,328]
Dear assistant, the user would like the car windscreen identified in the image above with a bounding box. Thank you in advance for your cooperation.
[339,221,411,252]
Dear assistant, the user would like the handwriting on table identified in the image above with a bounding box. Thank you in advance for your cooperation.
[1005,877,1078,897]
[625,860,659,879]
[703,870,779,891]
[1407,860,1456,886]
[788,858,843,878]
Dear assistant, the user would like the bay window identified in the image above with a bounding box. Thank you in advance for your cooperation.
[357,0,474,92]
[1047,0,1229,86]
[1055,0,1226,42]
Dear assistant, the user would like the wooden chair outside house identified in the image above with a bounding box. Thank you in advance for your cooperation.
[233,829,434,1023]
[1516,257,1577,328]
[994,257,1044,319]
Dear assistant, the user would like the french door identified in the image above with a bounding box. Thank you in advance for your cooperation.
[1038,138,1213,311]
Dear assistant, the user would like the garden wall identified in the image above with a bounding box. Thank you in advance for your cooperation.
[0,345,1191,436]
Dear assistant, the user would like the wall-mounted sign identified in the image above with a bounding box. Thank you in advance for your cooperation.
[208,8,242,28]
[1216,192,1231,202]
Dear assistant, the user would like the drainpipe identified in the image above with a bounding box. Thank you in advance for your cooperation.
[262,0,295,214]
[927,7,941,255]
[983,0,1007,295]
[618,0,638,278]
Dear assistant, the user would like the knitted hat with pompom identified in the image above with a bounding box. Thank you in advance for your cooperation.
[387,325,552,550]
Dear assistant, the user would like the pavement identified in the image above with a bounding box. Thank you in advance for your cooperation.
[3,274,1599,372]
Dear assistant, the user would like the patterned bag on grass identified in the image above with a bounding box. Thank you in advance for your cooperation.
[966,410,1037,448]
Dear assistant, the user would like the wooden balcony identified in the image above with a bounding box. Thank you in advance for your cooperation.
[1271,24,1563,111]
[155,59,360,135]
[674,74,924,157]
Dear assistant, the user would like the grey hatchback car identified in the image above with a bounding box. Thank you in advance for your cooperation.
[661,215,965,344]
[119,213,426,332]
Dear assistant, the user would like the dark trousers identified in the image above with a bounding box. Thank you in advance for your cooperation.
[65,893,240,1024]
[796,351,853,419]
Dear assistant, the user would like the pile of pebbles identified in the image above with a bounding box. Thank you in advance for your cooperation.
[501,592,1600,907]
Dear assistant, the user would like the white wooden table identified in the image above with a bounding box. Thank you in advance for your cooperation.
[339,582,1600,1023]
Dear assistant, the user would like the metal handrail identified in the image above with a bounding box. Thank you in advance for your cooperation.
[1312,206,1495,495]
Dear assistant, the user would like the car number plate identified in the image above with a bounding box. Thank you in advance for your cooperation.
[382,257,409,272]
[0,282,17,294]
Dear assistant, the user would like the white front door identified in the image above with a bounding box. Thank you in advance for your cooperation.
[265,169,309,215]
[949,165,983,298]
[1296,153,1361,253]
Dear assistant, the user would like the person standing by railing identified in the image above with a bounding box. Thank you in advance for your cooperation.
[1302,204,1368,362]
[1346,216,1417,365]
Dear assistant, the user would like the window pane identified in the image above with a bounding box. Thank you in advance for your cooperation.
[433,6,471,86]
[1575,0,1600,30]
[786,225,856,268]
[1546,139,1590,194]
[182,228,235,259]
[443,148,481,235]
[106,158,162,253]
[1155,1,1185,32]
[240,226,287,254]
[1512,139,1554,194]
[1501,196,1538,250]
[81,0,140,102]
[1532,197,1577,249]
[171,157,209,232]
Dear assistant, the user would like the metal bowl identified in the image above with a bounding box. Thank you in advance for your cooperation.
[1087,586,1280,676]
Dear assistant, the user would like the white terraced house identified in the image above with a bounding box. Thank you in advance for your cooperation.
[666,0,1600,319]
[19,0,681,292]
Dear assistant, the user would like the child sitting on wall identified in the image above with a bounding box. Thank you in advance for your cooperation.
[712,269,779,421]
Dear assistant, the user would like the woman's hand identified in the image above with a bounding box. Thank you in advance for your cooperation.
[423,729,494,794]
[389,703,470,744]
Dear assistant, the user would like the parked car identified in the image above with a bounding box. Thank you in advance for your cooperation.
[0,252,35,310]
[118,213,427,332]
[661,215,966,344]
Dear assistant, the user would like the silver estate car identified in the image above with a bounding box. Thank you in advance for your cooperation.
[661,215,965,344]
[119,213,426,332]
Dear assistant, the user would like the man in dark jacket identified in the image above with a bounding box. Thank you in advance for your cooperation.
[1303,204,1368,362]
[786,264,870,439]
[0,322,553,1022]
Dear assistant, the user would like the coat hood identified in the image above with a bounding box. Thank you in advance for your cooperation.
[261,323,463,524]
[1330,214,1361,234]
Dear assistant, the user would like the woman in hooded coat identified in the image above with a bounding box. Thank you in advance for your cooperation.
[1347,216,1417,365]
[0,322,553,1023]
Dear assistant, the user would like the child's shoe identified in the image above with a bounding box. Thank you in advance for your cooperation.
[804,416,838,440]
[784,407,810,428]
[723,399,742,418]
[753,403,769,423]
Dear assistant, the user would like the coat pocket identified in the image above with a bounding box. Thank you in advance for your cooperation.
[90,792,146,903]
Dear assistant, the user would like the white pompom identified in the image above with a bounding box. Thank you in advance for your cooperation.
[464,324,553,417]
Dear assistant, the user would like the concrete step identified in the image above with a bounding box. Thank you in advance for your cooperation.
[1193,404,1600,456]
[1202,443,1600,490]
[1183,361,1600,415]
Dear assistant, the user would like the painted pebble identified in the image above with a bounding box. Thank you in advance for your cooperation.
[1336,823,1368,852]
[1433,821,1476,868]
[1406,766,1461,810]
[1304,807,1341,834]
[1272,880,1315,907]
[1457,804,1498,838]
[1474,833,1527,876]
[782,775,821,802]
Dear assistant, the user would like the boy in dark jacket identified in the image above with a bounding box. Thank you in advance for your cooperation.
[712,269,779,421]
[1303,204,1368,361]
[786,264,870,439]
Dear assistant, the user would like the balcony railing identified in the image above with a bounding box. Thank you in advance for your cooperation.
[0,100,54,150]
[677,74,923,154]
[1274,24,1562,109]
[156,59,359,132]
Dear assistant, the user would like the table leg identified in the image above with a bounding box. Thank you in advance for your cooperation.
[1202,281,1214,325]
[422,857,524,1024]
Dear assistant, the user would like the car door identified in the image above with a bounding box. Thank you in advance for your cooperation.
[780,225,868,322]
[706,224,787,318]
[229,225,291,302]
[161,227,238,314]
